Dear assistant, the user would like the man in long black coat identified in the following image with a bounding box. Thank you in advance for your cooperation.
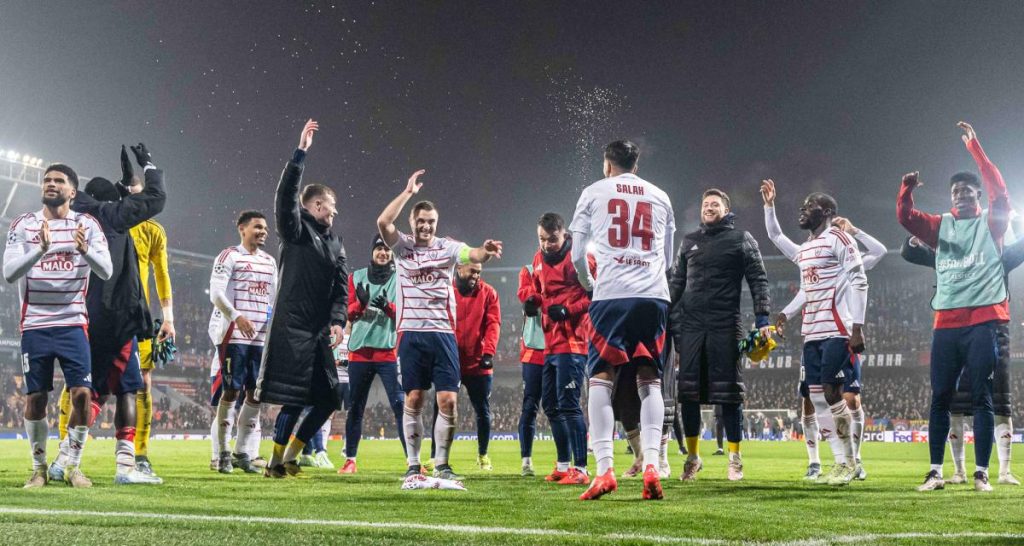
[669,188,770,482]
[255,119,348,478]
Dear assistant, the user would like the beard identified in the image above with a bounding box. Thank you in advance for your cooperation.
[42,194,68,207]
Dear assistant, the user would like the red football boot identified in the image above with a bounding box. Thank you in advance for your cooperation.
[337,459,357,475]
[557,468,591,485]
[642,464,664,500]
[545,466,569,482]
[580,469,618,500]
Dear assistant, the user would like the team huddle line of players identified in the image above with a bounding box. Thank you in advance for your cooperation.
[7,119,1018,498]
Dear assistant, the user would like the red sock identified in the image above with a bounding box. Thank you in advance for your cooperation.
[116,426,137,442]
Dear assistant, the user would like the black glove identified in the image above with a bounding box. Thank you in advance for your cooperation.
[355,282,370,307]
[130,142,152,166]
[340,359,349,368]
[523,296,540,317]
[119,145,134,187]
[480,354,494,370]
[371,291,389,310]
[548,304,569,322]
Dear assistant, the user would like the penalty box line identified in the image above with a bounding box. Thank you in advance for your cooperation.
[0,507,1020,545]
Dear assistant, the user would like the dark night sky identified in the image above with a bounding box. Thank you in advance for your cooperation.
[3,1,1024,268]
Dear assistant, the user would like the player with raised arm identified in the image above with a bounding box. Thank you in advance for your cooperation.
[256,119,349,479]
[898,122,1011,492]
[377,169,502,482]
[571,140,675,501]
[5,164,112,488]
[760,178,868,486]
[766,187,886,481]
[209,211,277,474]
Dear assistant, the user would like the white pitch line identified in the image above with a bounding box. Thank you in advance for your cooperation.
[0,506,729,545]
[0,507,1020,545]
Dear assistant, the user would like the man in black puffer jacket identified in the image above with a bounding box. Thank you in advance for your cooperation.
[669,188,770,482]
[255,119,348,479]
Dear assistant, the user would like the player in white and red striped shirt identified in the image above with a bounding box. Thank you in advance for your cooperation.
[208,211,277,473]
[377,169,502,481]
[761,179,868,486]
[3,164,112,489]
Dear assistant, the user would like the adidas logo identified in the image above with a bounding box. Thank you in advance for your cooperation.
[565,380,578,390]
[690,244,698,251]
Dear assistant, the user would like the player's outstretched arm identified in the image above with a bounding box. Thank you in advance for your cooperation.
[896,171,941,248]
[760,179,800,261]
[467,240,502,264]
[960,121,1011,244]
[833,217,887,270]
[276,120,317,243]
[377,169,423,248]
[899,236,936,269]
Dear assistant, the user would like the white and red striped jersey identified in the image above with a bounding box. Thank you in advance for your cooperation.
[391,231,466,334]
[3,210,109,332]
[208,245,278,346]
[793,227,867,341]
[568,173,675,302]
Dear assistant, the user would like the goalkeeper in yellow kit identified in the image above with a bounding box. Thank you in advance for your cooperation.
[130,216,175,478]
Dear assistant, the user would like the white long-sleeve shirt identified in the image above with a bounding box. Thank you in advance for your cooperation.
[3,210,111,332]
[569,173,675,302]
[764,206,868,340]
[207,245,278,346]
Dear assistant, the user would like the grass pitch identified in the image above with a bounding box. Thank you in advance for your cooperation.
[0,439,1021,545]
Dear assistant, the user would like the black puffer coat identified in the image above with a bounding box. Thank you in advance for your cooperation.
[668,214,770,404]
[256,153,348,409]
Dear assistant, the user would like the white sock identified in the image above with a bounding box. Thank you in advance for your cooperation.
[433,412,455,466]
[522,456,532,467]
[55,438,70,467]
[638,378,664,470]
[215,401,234,455]
[659,433,670,465]
[209,412,218,460]
[996,415,1012,476]
[116,439,135,471]
[588,378,615,476]
[403,406,423,466]
[67,426,89,467]
[830,400,855,464]
[949,413,966,475]
[809,391,845,465]
[976,465,988,475]
[246,406,263,458]
[625,428,641,463]
[25,418,48,470]
[234,402,260,457]
[802,412,820,465]
[320,416,333,449]
[931,463,943,477]
[556,461,570,472]
[851,405,865,462]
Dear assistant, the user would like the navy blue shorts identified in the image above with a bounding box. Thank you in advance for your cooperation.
[799,337,859,394]
[21,326,92,394]
[92,337,144,396]
[587,298,668,377]
[219,343,263,392]
[397,331,461,392]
